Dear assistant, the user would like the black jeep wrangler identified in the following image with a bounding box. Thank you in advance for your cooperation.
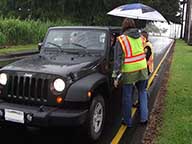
[0,26,121,140]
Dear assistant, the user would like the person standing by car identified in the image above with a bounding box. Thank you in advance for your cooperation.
[141,31,154,76]
[132,31,154,108]
[112,18,148,127]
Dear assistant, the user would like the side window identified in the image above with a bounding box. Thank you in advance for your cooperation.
[110,34,115,62]
[109,31,121,72]
[111,35,116,48]
[110,32,118,61]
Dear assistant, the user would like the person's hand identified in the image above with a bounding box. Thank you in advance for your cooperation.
[144,48,148,54]
[114,80,119,88]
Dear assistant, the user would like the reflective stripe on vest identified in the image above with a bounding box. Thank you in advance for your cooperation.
[117,35,147,73]
[124,53,146,63]
[118,35,132,57]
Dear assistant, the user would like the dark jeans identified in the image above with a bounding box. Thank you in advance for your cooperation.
[122,80,148,127]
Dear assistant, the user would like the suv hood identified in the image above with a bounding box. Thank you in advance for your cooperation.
[1,53,102,77]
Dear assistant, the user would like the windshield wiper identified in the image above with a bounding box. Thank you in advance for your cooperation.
[47,42,63,52]
[70,42,87,49]
[62,42,89,54]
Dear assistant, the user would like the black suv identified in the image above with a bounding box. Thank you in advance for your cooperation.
[0,26,120,140]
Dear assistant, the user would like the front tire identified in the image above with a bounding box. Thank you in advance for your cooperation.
[86,95,105,141]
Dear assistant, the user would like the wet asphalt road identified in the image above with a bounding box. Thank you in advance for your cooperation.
[149,36,173,68]
[0,36,174,144]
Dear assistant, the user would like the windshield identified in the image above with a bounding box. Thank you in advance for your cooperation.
[44,29,107,52]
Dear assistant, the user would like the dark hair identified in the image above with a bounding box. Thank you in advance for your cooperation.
[121,18,136,33]
[141,31,148,41]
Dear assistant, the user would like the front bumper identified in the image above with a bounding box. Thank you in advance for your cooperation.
[0,101,88,127]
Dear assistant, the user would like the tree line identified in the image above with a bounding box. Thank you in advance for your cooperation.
[0,0,181,25]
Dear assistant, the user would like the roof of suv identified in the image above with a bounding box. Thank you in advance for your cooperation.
[48,26,121,31]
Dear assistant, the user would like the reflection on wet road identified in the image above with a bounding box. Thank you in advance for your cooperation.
[150,36,173,68]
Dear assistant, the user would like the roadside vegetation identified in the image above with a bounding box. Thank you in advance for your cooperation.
[0,0,180,25]
[156,40,192,144]
[0,17,80,46]
[0,60,15,67]
[0,44,37,55]
[0,44,38,67]
[0,0,180,48]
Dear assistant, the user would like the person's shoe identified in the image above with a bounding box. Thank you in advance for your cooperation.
[140,120,148,126]
[121,119,132,128]
[132,102,139,108]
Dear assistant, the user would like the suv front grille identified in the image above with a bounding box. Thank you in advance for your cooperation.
[7,75,49,104]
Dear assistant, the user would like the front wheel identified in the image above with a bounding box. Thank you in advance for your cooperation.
[86,95,105,141]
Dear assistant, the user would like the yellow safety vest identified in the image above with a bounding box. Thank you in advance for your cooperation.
[117,35,147,73]
[144,41,154,73]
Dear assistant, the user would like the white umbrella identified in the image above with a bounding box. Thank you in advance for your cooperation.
[107,3,167,22]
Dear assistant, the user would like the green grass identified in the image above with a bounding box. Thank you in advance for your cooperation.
[0,60,15,67]
[0,44,37,55]
[156,40,192,144]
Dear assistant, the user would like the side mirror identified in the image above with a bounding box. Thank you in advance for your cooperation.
[38,42,43,51]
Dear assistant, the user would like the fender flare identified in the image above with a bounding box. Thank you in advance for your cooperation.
[65,73,108,102]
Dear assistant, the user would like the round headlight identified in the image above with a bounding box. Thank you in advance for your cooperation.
[0,73,7,85]
[53,78,65,92]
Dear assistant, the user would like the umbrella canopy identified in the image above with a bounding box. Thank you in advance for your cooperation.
[107,3,167,22]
